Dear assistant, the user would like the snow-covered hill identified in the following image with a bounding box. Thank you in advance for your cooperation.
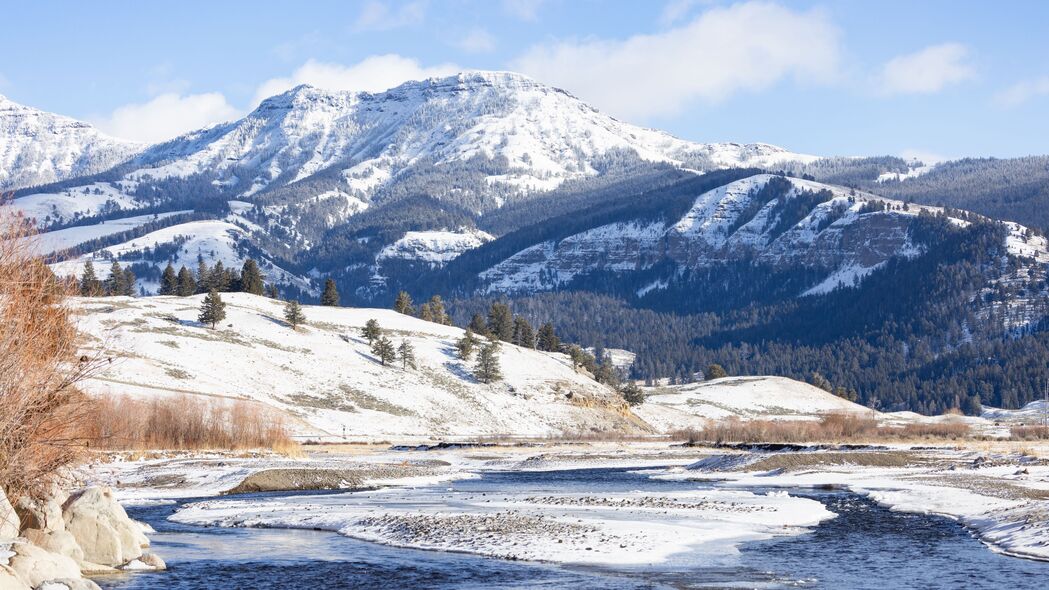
[0,94,140,191]
[75,293,645,439]
[635,376,876,432]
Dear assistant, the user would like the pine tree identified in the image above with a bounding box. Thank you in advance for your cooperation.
[706,364,728,380]
[474,339,503,384]
[487,302,514,342]
[283,299,306,329]
[321,278,340,306]
[456,328,477,360]
[80,260,101,297]
[595,353,620,387]
[240,259,265,295]
[198,289,227,329]
[426,295,449,324]
[620,382,645,406]
[512,316,535,348]
[105,261,126,296]
[419,302,434,322]
[122,268,136,297]
[393,291,414,315]
[567,345,587,372]
[196,259,210,294]
[361,319,381,344]
[398,339,417,370]
[468,313,488,336]
[371,335,396,366]
[176,266,196,296]
[160,263,178,295]
[266,283,280,299]
[209,261,229,292]
[537,322,560,352]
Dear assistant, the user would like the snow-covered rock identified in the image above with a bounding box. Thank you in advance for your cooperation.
[6,542,85,590]
[376,229,494,266]
[61,488,149,568]
[0,95,140,191]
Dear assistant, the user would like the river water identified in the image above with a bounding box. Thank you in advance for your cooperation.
[98,467,1049,589]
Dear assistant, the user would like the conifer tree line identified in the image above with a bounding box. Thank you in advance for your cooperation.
[78,259,137,297]
[359,318,418,370]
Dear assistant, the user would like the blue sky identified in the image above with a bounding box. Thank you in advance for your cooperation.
[3,0,1048,159]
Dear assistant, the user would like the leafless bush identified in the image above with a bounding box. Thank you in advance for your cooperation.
[0,204,99,500]
[1010,424,1049,440]
[84,393,298,453]
[668,413,968,444]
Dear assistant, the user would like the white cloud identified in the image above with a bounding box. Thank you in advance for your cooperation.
[456,28,496,53]
[353,1,426,32]
[253,54,460,105]
[502,0,545,21]
[658,0,708,27]
[877,43,974,95]
[510,1,840,120]
[994,76,1049,108]
[94,93,241,143]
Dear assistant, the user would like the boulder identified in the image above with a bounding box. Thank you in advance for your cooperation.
[0,492,19,541]
[19,530,83,563]
[15,493,66,534]
[121,552,165,571]
[0,565,30,590]
[61,488,148,567]
[6,542,81,589]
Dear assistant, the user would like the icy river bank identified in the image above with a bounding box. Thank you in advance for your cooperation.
[95,465,1049,589]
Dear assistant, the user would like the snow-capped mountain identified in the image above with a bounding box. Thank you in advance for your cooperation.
[13,72,816,227]
[0,94,140,191]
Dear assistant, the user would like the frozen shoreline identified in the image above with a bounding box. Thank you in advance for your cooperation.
[81,443,1049,566]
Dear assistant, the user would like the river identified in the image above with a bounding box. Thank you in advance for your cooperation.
[98,467,1049,589]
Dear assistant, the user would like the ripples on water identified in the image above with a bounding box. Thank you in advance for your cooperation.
[98,468,1049,590]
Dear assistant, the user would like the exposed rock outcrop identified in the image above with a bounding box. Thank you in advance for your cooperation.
[61,488,149,568]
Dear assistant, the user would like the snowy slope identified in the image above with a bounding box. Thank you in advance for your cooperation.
[25,210,189,255]
[50,220,306,294]
[635,376,876,432]
[0,94,140,190]
[75,293,645,439]
[478,173,1021,297]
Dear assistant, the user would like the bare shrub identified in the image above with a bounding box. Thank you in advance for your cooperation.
[0,205,98,500]
[894,421,971,439]
[84,393,298,452]
[667,413,967,444]
[1010,425,1049,440]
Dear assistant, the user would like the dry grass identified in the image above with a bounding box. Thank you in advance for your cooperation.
[669,413,971,444]
[0,205,99,500]
[83,393,300,454]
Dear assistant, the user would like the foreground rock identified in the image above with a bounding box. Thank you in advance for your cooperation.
[0,486,163,590]
[61,487,150,568]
